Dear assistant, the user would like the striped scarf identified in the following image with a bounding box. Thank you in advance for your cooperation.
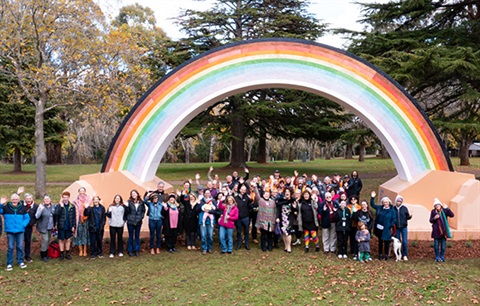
[439,209,452,239]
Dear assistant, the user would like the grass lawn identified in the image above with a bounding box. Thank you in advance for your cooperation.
[0,158,479,304]
[0,247,479,305]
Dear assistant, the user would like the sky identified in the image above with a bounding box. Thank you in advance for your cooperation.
[102,0,390,49]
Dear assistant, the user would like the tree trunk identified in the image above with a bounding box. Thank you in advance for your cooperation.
[288,140,296,162]
[381,144,389,159]
[459,140,471,166]
[46,142,62,164]
[309,141,316,161]
[325,142,332,160]
[345,142,353,159]
[229,97,246,167]
[35,101,47,199]
[257,132,267,163]
[358,143,366,162]
[13,147,22,173]
[208,135,215,163]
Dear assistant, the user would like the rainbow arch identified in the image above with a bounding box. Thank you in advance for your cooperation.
[102,38,452,182]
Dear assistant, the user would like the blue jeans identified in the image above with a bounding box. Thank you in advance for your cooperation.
[434,237,446,260]
[7,232,25,266]
[127,224,141,252]
[395,227,408,257]
[200,224,214,251]
[149,219,162,249]
[219,226,234,252]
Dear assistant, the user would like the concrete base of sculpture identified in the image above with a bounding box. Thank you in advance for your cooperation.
[379,170,480,240]
[64,171,174,234]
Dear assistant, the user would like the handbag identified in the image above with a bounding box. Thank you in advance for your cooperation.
[47,240,61,258]
[274,222,282,236]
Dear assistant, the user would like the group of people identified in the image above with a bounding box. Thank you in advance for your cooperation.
[0,167,455,271]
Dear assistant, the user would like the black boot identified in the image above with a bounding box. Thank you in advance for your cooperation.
[305,247,309,253]
[236,242,241,250]
[41,251,49,262]
[59,251,65,260]
[66,250,72,260]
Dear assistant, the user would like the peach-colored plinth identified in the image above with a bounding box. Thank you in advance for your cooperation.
[379,170,480,240]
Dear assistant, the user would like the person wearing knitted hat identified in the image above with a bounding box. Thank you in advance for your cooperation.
[370,191,397,260]
[162,193,181,253]
[430,198,454,262]
[393,195,412,261]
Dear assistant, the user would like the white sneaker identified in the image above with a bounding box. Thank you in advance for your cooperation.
[338,254,342,259]
[109,254,114,258]
[293,239,301,246]
[403,256,408,261]
[6,265,13,271]
[343,254,348,259]
[118,253,124,257]
[19,263,27,269]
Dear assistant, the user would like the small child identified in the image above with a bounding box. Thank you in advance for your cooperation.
[356,221,371,262]
[202,199,215,226]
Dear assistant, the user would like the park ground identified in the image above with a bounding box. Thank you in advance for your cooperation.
[0,158,479,304]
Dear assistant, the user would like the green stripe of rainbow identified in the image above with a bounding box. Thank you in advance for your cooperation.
[102,39,452,182]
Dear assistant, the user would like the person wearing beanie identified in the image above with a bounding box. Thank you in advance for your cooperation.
[393,195,412,261]
[370,191,397,260]
[430,198,454,262]
[143,192,163,255]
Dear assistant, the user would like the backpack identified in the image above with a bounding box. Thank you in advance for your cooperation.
[47,240,61,258]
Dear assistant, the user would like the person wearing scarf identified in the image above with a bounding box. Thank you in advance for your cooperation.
[162,194,181,253]
[430,198,454,262]
[73,187,91,257]
[253,182,277,252]
[218,195,239,254]
[22,192,38,263]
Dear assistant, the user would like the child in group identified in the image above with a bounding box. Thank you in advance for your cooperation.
[356,221,371,262]
[202,199,215,227]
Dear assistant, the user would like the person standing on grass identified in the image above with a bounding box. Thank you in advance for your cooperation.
[218,195,239,254]
[0,193,30,271]
[346,170,363,199]
[252,182,276,252]
[430,198,454,262]
[276,189,297,254]
[320,192,338,254]
[84,196,106,259]
[144,192,163,255]
[370,191,396,261]
[125,189,146,257]
[73,187,91,257]
[393,195,412,261]
[106,194,127,258]
[22,191,38,263]
[347,196,361,260]
[297,190,320,253]
[197,189,217,254]
[234,184,252,250]
[54,191,77,260]
[35,195,56,262]
[334,200,352,259]
[355,221,371,262]
[179,192,199,251]
[163,194,181,253]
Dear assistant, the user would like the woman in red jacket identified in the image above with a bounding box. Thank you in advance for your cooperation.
[218,195,239,254]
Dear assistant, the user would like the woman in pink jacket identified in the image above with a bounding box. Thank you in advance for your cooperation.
[218,195,239,254]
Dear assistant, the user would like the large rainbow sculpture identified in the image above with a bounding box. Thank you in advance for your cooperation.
[66,39,479,239]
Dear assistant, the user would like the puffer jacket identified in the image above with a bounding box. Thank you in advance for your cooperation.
[54,202,77,231]
[125,200,146,226]
[84,205,106,232]
[0,202,30,234]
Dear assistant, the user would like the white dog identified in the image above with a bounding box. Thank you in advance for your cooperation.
[391,237,402,261]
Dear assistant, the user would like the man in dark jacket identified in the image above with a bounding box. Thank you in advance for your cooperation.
[22,193,38,263]
[54,191,77,260]
[393,195,412,261]
[234,185,252,250]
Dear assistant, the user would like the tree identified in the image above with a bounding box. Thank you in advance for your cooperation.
[0,0,109,197]
[342,0,480,165]
[176,0,326,167]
